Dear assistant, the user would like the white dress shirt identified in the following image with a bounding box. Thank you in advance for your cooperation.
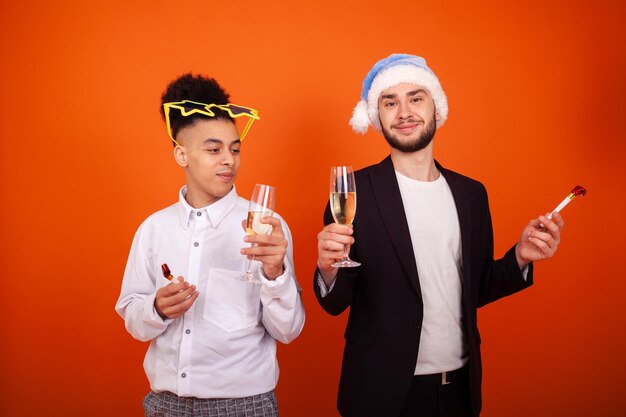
[116,186,305,398]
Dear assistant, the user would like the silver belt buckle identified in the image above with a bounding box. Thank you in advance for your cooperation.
[442,371,450,385]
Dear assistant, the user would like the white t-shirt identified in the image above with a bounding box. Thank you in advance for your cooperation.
[396,171,467,375]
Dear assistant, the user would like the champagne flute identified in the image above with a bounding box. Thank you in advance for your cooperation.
[330,166,360,268]
[241,184,276,283]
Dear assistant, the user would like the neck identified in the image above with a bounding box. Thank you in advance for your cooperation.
[184,184,223,208]
[390,144,439,182]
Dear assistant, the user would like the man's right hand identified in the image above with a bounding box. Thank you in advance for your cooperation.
[316,223,354,287]
[154,277,198,320]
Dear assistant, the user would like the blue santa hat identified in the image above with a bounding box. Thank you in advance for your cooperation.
[349,54,448,134]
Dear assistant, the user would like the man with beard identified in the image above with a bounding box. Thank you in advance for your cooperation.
[313,54,564,417]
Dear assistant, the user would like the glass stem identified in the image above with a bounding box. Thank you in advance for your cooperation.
[245,244,256,275]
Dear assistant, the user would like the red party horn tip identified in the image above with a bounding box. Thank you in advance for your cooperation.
[161,263,174,281]
[571,185,587,197]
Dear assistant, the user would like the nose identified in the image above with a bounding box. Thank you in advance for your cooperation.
[397,100,411,119]
[221,150,234,166]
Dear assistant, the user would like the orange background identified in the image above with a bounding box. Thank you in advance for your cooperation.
[1,0,625,416]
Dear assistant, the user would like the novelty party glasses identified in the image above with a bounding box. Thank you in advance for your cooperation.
[163,100,260,145]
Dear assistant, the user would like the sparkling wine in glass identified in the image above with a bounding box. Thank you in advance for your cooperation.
[241,184,276,283]
[330,166,360,268]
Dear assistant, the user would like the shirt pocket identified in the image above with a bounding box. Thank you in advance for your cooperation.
[203,267,262,332]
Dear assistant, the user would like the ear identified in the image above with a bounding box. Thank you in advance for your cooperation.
[435,112,441,122]
[173,145,188,167]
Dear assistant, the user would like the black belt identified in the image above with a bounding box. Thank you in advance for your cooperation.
[412,365,467,385]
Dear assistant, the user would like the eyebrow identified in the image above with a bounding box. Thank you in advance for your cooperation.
[202,138,241,146]
[380,89,427,100]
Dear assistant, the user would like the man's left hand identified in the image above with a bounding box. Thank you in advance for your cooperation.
[241,217,287,280]
[515,212,564,268]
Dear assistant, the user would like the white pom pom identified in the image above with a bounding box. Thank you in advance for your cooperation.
[349,100,370,134]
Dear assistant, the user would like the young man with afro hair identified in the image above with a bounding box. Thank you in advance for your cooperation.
[116,73,304,417]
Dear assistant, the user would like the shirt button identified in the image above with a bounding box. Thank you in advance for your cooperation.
[414,321,422,330]
[185,329,191,334]
[194,242,199,247]
[196,212,202,216]
[181,373,187,378]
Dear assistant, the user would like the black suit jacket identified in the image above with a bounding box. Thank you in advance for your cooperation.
[314,156,533,417]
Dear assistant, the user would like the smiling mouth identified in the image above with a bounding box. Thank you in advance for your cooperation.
[216,172,235,181]
[394,122,421,133]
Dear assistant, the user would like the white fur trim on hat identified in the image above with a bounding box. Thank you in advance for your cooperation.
[349,100,370,134]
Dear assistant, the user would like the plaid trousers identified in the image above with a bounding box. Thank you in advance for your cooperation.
[143,390,279,417]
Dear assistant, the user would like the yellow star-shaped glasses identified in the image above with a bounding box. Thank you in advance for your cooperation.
[163,100,260,146]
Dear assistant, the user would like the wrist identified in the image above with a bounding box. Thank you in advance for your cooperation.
[154,298,168,320]
[262,264,284,280]
[317,262,338,286]
[515,244,530,270]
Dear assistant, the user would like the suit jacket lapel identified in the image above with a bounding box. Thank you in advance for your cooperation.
[437,161,473,293]
[369,156,422,297]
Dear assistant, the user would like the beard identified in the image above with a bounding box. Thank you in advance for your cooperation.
[381,112,437,153]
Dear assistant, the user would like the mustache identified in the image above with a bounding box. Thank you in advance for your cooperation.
[392,117,422,127]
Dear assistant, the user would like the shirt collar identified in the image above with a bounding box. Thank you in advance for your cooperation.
[177,185,239,229]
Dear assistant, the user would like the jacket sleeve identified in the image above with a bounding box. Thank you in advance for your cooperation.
[313,203,361,316]
[476,184,534,308]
